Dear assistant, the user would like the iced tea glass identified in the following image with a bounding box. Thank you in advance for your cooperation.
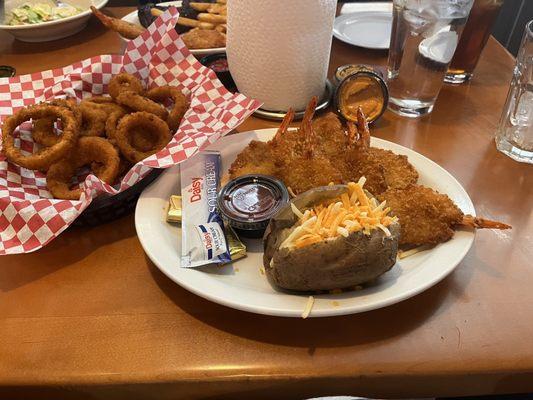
[445,0,504,84]
[495,20,533,164]
[387,0,474,117]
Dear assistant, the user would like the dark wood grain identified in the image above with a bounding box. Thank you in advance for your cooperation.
[1,7,532,400]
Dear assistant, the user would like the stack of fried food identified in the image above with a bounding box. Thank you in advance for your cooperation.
[91,0,227,50]
[228,97,511,249]
[1,73,188,200]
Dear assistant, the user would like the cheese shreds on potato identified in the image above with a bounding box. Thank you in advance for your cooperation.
[301,296,315,319]
[282,179,398,250]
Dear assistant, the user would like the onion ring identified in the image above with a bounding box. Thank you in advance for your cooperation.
[32,117,56,146]
[32,99,82,147]
[80,98,128,118]
[82,95,114,104]
[108,73,144,99]
[2,104,79,170]
[79,103,108,137]
[146,86,188,131]
[130,129,157,152]
[104,108,128,141]
[46,137,120,200]
[116,156,133,181]
[114,111,171,163]
[115,92,168,120]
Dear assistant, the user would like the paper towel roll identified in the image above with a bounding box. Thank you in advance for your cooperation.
[227,0,337,112]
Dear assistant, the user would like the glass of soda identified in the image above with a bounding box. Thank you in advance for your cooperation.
[387,0,474,117]
[495,20,533,164]
[445,0,504,84]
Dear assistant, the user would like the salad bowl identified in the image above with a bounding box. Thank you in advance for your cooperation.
[1,0,108,42]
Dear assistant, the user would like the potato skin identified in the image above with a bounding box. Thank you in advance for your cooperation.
[263,185,400,292]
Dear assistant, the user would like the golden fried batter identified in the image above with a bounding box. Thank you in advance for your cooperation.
[311,112,349,158]
[366,148,418,189]
[227,100,416,196]
[280,156,343,195]
[228,140,279,178]
[378,184,464,248]
[340,149,388,195]
[91,6,145,40]
[182,28,226,49]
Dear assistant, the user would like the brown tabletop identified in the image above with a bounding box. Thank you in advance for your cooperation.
[1,7,532,400]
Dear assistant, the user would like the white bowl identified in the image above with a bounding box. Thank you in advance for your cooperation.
[1,0,108,42]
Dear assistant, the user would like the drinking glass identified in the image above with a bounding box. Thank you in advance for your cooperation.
[386,0,474,117]
[495,20,533,164]
[445,0,504,84]
[226,0,337,112]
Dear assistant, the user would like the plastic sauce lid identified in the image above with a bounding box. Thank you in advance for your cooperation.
[218,174,289,234]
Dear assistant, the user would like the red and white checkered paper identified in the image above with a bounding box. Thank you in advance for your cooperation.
[0,8,262,255]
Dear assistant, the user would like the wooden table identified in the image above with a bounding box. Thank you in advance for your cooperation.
[1,7,532,400]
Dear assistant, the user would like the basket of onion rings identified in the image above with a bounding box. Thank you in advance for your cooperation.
[0,8,261,254]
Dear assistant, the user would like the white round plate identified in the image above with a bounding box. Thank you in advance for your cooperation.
[135,129,475,318]
[1,0,108,42]
[120,1,226,57]
[333,10,392,50]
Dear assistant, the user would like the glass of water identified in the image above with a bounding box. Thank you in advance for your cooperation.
[387,0,474,117]
[495,20,533,164]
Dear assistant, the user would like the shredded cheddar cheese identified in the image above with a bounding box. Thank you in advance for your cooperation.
[281,178,397,250]
[301,296,315,319]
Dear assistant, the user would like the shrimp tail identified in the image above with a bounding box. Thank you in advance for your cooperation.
[460,215,511,230]
[272,108,294,144]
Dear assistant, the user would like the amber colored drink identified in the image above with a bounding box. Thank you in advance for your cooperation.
[445,0,504,84]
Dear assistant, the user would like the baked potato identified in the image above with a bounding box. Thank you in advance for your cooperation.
[263,183,400,292]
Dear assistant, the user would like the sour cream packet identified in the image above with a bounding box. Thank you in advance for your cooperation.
[180,151,231,268]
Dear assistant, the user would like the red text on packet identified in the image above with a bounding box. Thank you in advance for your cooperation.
[190,177,202,202]
[203,231,212,249]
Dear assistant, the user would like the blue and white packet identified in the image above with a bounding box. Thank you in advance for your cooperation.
[180,151,231,268]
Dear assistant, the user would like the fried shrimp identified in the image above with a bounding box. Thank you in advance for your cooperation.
[114,111,171,163]
[91,6,145,40]
[228,107,295,180]
[146,85,188,131]
[108,73,144,99]
[46,137,120,200]
[340,150,388,195]
[227,98,415,196]
[282,156,342,194]
[311,112,349,158]
[2,104,79,170]
[378,184,510,248]
[365,148,418,190]
[228,140,279,178]
[181,28,226,49]
[279,97,342,194]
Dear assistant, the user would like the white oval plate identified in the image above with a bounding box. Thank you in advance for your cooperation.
[333,9,392,50]
[135,129,475,318]
[120,1,225,57]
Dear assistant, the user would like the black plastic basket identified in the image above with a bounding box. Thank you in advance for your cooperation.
[73,168,163,227]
